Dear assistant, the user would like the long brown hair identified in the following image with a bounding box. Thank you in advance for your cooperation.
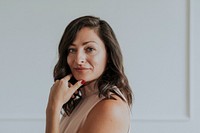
[54,16,133,115]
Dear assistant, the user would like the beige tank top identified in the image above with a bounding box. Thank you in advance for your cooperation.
[59,88,130,133]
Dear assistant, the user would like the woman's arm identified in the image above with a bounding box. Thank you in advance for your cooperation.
[45,75,84,133]
[46,103,61,133]
[79,95,130,133]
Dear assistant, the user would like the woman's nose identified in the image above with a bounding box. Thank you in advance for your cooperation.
[75,51,86,64]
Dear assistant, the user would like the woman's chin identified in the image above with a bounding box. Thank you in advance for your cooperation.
[73,76,87,81]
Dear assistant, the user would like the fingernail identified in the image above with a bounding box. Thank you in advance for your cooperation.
[81,80,85,85]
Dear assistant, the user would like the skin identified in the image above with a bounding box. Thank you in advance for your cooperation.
[79,95,130,133]
[67,27,107,83]
[46,75,83,133]
[46,27,130,133]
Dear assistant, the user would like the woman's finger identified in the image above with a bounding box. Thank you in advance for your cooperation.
[69,82,73,88]
[69,80,85,94]
[62,74,72,82]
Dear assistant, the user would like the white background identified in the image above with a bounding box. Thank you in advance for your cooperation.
[0,0,200,133]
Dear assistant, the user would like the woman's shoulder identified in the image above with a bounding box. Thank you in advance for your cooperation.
[94,94,130,116]
[79,94,130,133]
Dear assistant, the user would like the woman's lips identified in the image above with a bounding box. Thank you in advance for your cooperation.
[74,67,90,71]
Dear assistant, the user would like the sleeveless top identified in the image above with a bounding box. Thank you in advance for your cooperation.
[59,87,131,133]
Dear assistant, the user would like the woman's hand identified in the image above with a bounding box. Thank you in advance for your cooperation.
[46,74,84,133]
[47,74,84,112]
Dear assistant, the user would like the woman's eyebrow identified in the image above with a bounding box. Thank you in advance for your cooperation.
[71,41,98,46]
[82,41,98,45]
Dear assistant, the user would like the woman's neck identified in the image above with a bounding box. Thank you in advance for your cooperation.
[80,80,99,98]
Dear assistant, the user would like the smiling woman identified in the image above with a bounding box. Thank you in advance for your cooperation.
[45,16,133,133]
[67,27,107,83]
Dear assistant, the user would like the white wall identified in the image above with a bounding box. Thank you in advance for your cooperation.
[0,0,199,133]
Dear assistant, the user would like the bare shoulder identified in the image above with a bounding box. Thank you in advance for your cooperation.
[79,95,130,133]
[92,95,130,118]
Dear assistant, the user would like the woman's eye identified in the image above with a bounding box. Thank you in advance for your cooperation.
[68,48,76,53]
[86,47,95,52]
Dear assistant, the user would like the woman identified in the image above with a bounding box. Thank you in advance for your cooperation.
[46,16,133,133]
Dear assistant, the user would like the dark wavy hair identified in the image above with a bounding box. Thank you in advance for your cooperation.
[54,16,133,115]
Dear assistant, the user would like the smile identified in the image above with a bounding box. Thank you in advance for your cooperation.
[74,68,90,71]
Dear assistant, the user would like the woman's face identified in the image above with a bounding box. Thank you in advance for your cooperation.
[67,27,107,82]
